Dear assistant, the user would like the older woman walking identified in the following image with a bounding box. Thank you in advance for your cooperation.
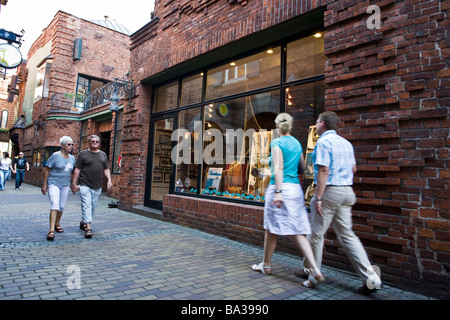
[251,113,325,288]
[41,136,76,241]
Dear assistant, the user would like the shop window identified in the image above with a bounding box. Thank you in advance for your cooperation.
[76,75,108,110]
[43,146,61,166]
[174,107,202,193]
[0,110,8,128]
[152,32,325,205]
[151,118,174,201]
[112,111,123,174]
[200,90,280,201]
[181,73,203,106]
[206,47,281,101]
[285,80,325,206]
[286,34,326,82]
[153,81,178,113]
[34,62,52,102]
[32,148,42,166]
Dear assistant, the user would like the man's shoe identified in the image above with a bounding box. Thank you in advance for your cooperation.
[358,284,379,295]
[80,222,87,230]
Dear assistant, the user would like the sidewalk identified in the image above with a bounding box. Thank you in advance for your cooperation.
[0,183,435,302]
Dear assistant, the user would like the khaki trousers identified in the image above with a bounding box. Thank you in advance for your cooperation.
[308,186,381,285]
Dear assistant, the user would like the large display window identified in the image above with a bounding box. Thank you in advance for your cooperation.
[150,32,325,204]
[206,47,281,101]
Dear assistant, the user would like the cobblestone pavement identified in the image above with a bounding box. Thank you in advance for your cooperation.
[0,183,435,304]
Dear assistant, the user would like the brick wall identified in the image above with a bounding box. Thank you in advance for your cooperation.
[323,0,449,298]
[125,0,449,298]
[117,85,152,206]
[163,194,266,246]
[46,11,131,98]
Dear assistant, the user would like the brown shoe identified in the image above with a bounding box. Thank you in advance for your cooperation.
[47,231,55,241]
[294,268,310,279]
[85,229,93,238]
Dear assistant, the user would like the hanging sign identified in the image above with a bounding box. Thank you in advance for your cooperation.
[0,43,22,69]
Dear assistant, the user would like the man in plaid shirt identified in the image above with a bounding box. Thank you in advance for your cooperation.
[297,111,382,295]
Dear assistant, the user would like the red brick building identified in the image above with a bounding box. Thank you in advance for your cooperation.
[7,1,449,298]
[10,11,131,190]
[0,75,17,153]
[120,0,449,298]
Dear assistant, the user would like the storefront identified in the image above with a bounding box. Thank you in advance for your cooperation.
[145,30,325,210]
[124,0,449,298]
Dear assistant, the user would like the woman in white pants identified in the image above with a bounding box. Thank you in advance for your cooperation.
[41,136,75,241]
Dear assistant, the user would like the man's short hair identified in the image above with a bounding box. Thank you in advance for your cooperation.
[319,111,339,131]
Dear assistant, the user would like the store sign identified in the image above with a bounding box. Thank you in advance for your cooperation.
[0,43,22,69]
[0,29,18,42]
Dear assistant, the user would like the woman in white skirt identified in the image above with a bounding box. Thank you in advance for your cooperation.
[251,113,325,288]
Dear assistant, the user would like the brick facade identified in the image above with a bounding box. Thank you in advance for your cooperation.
[17,11,130,188]
[124,0,449,298]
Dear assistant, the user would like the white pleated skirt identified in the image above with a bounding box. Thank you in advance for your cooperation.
[264,183,311,235]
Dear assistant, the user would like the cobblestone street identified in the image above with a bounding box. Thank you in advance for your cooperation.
[0,184,436,309]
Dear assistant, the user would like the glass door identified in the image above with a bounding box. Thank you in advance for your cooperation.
[146,114,176,209]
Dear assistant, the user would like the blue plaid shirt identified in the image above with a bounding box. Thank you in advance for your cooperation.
[312,130,355,186]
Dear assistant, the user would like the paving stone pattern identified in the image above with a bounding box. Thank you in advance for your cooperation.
[0,184,434,301]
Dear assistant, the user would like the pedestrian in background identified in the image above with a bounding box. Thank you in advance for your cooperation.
[251,113,325,288]
[296,111,382,295]
[0,150,3,190]
[41,136,76,241]
[71,135,111,239]
[0,152,14,191]
[14,152,29,190]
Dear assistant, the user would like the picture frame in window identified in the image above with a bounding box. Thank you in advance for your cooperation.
[153,172,163,183]
[157,132,171,146]
[159,157,171,167]
[164,172,171,183]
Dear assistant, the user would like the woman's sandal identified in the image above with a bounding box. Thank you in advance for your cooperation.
[47,231,55,241]
[55,225,64,233]
[251,262,272,275]
[302,272,325,288]
[85,229,93,239]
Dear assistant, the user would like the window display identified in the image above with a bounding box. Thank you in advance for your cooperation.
[150,118,173,201]
[200,90,279,202]
[151,32,325,205]
[174,107,201,194]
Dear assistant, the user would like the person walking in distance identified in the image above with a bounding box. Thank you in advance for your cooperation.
[41,136,76,241]
[251,113,325,288]
[295,111,382,295]
[0,152,14,191]
[14,152,29,190]
[71,135,112,238]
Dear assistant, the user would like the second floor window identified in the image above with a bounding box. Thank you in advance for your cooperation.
[76,75,108,109]
[0,110,8,128]
[34,62,52,102]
